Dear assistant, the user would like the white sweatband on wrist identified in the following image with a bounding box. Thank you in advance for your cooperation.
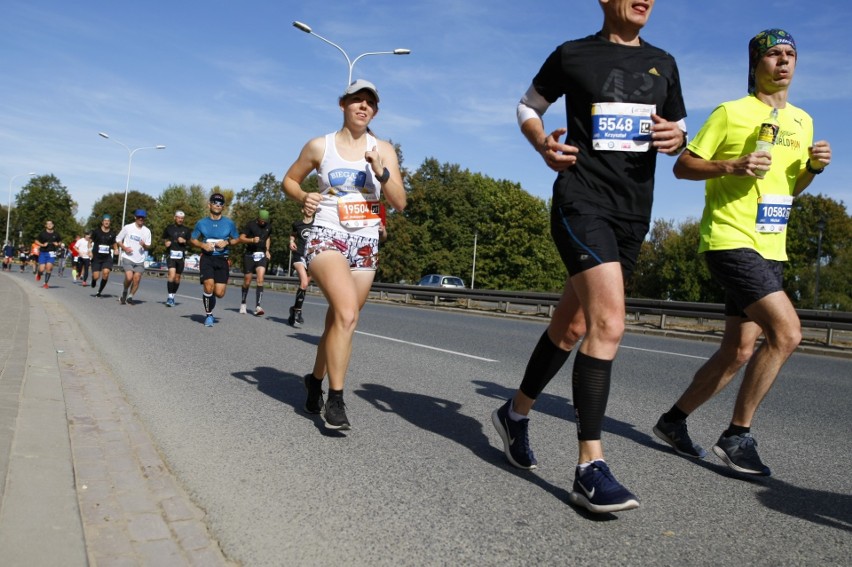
[517,85,551,128]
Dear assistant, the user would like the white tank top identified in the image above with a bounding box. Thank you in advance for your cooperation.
[313,132,382,239]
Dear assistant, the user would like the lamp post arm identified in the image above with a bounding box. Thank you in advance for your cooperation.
[304,30,354,85]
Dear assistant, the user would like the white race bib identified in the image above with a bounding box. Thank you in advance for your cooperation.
[755,195,793,233]
[591,102,655,152]
[252,251,265,261]
[337,195,381,228]
[170,250,184,259]
[98,244,110,254]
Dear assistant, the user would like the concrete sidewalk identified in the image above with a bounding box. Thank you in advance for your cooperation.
[0,273,233,566]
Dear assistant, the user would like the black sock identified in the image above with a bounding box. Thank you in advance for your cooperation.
[241,286,249,303]
[98,279,107,293]
[295,288,306,309]
[663,405,689,423]
[572,351,613,441]
[518,331,571,400]
[256,285,264,306]
[723,423,750,438]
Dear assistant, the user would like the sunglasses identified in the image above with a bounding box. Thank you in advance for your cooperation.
[210,200,225,206]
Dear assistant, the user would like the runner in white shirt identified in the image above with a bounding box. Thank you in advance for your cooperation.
[116,209,153,305]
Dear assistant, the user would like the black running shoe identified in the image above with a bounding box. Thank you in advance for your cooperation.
[288,306,297,327]
[712,432,771,476]
[303,374,324,414]
[119,291,127,305]
[653,415,707,459]
[322,396,350,430]
[295,309,304,324]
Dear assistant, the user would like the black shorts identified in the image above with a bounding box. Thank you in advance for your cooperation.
[704,248,784,317]
[167,258,185,273]
[91,256,114,272]
[550,204,648,280]
[200,255,230,284]
[243,254,268,273]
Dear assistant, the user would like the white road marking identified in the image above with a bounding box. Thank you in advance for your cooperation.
[621,345,709,360]
[355,331,498,362]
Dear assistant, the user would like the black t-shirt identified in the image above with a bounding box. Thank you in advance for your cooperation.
[531,34,686,221]
[37,230,62,252]
[241,220,271,254]
[162,224,192,252]
[291,219,313,257]
[90,227,117,258]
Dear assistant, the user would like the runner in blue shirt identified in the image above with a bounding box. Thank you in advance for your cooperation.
[190,193,240,327]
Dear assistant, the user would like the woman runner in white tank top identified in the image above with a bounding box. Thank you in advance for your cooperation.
[283,79,406,430]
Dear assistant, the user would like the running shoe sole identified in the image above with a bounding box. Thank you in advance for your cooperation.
[568,491,640,514]
[712,444,770,476]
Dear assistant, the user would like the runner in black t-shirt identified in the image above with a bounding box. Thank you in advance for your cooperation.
[90,215,118,297]
[162,211,192,307]
[287,215,313,326]
[490,0,687,515]
[35,219,62,287]
[238,210,272,316]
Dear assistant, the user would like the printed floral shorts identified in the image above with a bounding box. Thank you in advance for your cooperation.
[304,226,379,271]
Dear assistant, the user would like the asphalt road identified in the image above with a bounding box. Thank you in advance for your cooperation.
[40,272,852,566]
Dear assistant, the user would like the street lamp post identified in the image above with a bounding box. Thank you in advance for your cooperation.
[292,21,410,87]
[98,132,165,227]
[814,217,826,309]
[5,172,36,246]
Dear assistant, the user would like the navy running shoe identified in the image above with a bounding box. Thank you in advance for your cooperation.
[653,415,707,459]
[491,399,537,470]
[568,460,640,514]
[712,432,771,476]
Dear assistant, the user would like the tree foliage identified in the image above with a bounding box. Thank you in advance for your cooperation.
[378,158,564,290]
[13,175,81,246]
[87,191,157,232]
[232,172,306,272]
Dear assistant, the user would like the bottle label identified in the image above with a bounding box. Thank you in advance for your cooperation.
[755,195,793,233]
[757,122,779,145]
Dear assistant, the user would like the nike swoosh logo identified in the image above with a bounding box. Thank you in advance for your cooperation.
[579,481,595,500]
[503,418,516,445]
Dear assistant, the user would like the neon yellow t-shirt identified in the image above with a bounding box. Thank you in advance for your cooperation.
[689,95,812,261]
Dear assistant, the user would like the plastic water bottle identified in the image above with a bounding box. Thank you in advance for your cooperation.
[755,108,779,178]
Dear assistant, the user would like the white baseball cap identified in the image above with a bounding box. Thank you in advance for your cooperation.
[342,79,379,102]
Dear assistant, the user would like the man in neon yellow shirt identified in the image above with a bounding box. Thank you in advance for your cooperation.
[652,29,831,476]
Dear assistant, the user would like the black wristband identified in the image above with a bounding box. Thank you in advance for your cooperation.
[377,167,390,183]
[805,161,824,175]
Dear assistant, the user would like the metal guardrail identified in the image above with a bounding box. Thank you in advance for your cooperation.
[143,268,852,347]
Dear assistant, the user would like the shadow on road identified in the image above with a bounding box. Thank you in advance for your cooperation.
[230,366,343,436]
[352,382,602,517]
[757,478,852,533]
[472,379,661,452]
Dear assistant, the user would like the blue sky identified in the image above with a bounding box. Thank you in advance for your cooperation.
[2,1,850,225]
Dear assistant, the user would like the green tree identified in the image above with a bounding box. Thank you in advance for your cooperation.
[632,218,718,302]
[14,175,81,245]
[786,193,851,309]
[381,158,563,290]
[232,173,305,272]
[88,191,157,231]
[148,184,209,260]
